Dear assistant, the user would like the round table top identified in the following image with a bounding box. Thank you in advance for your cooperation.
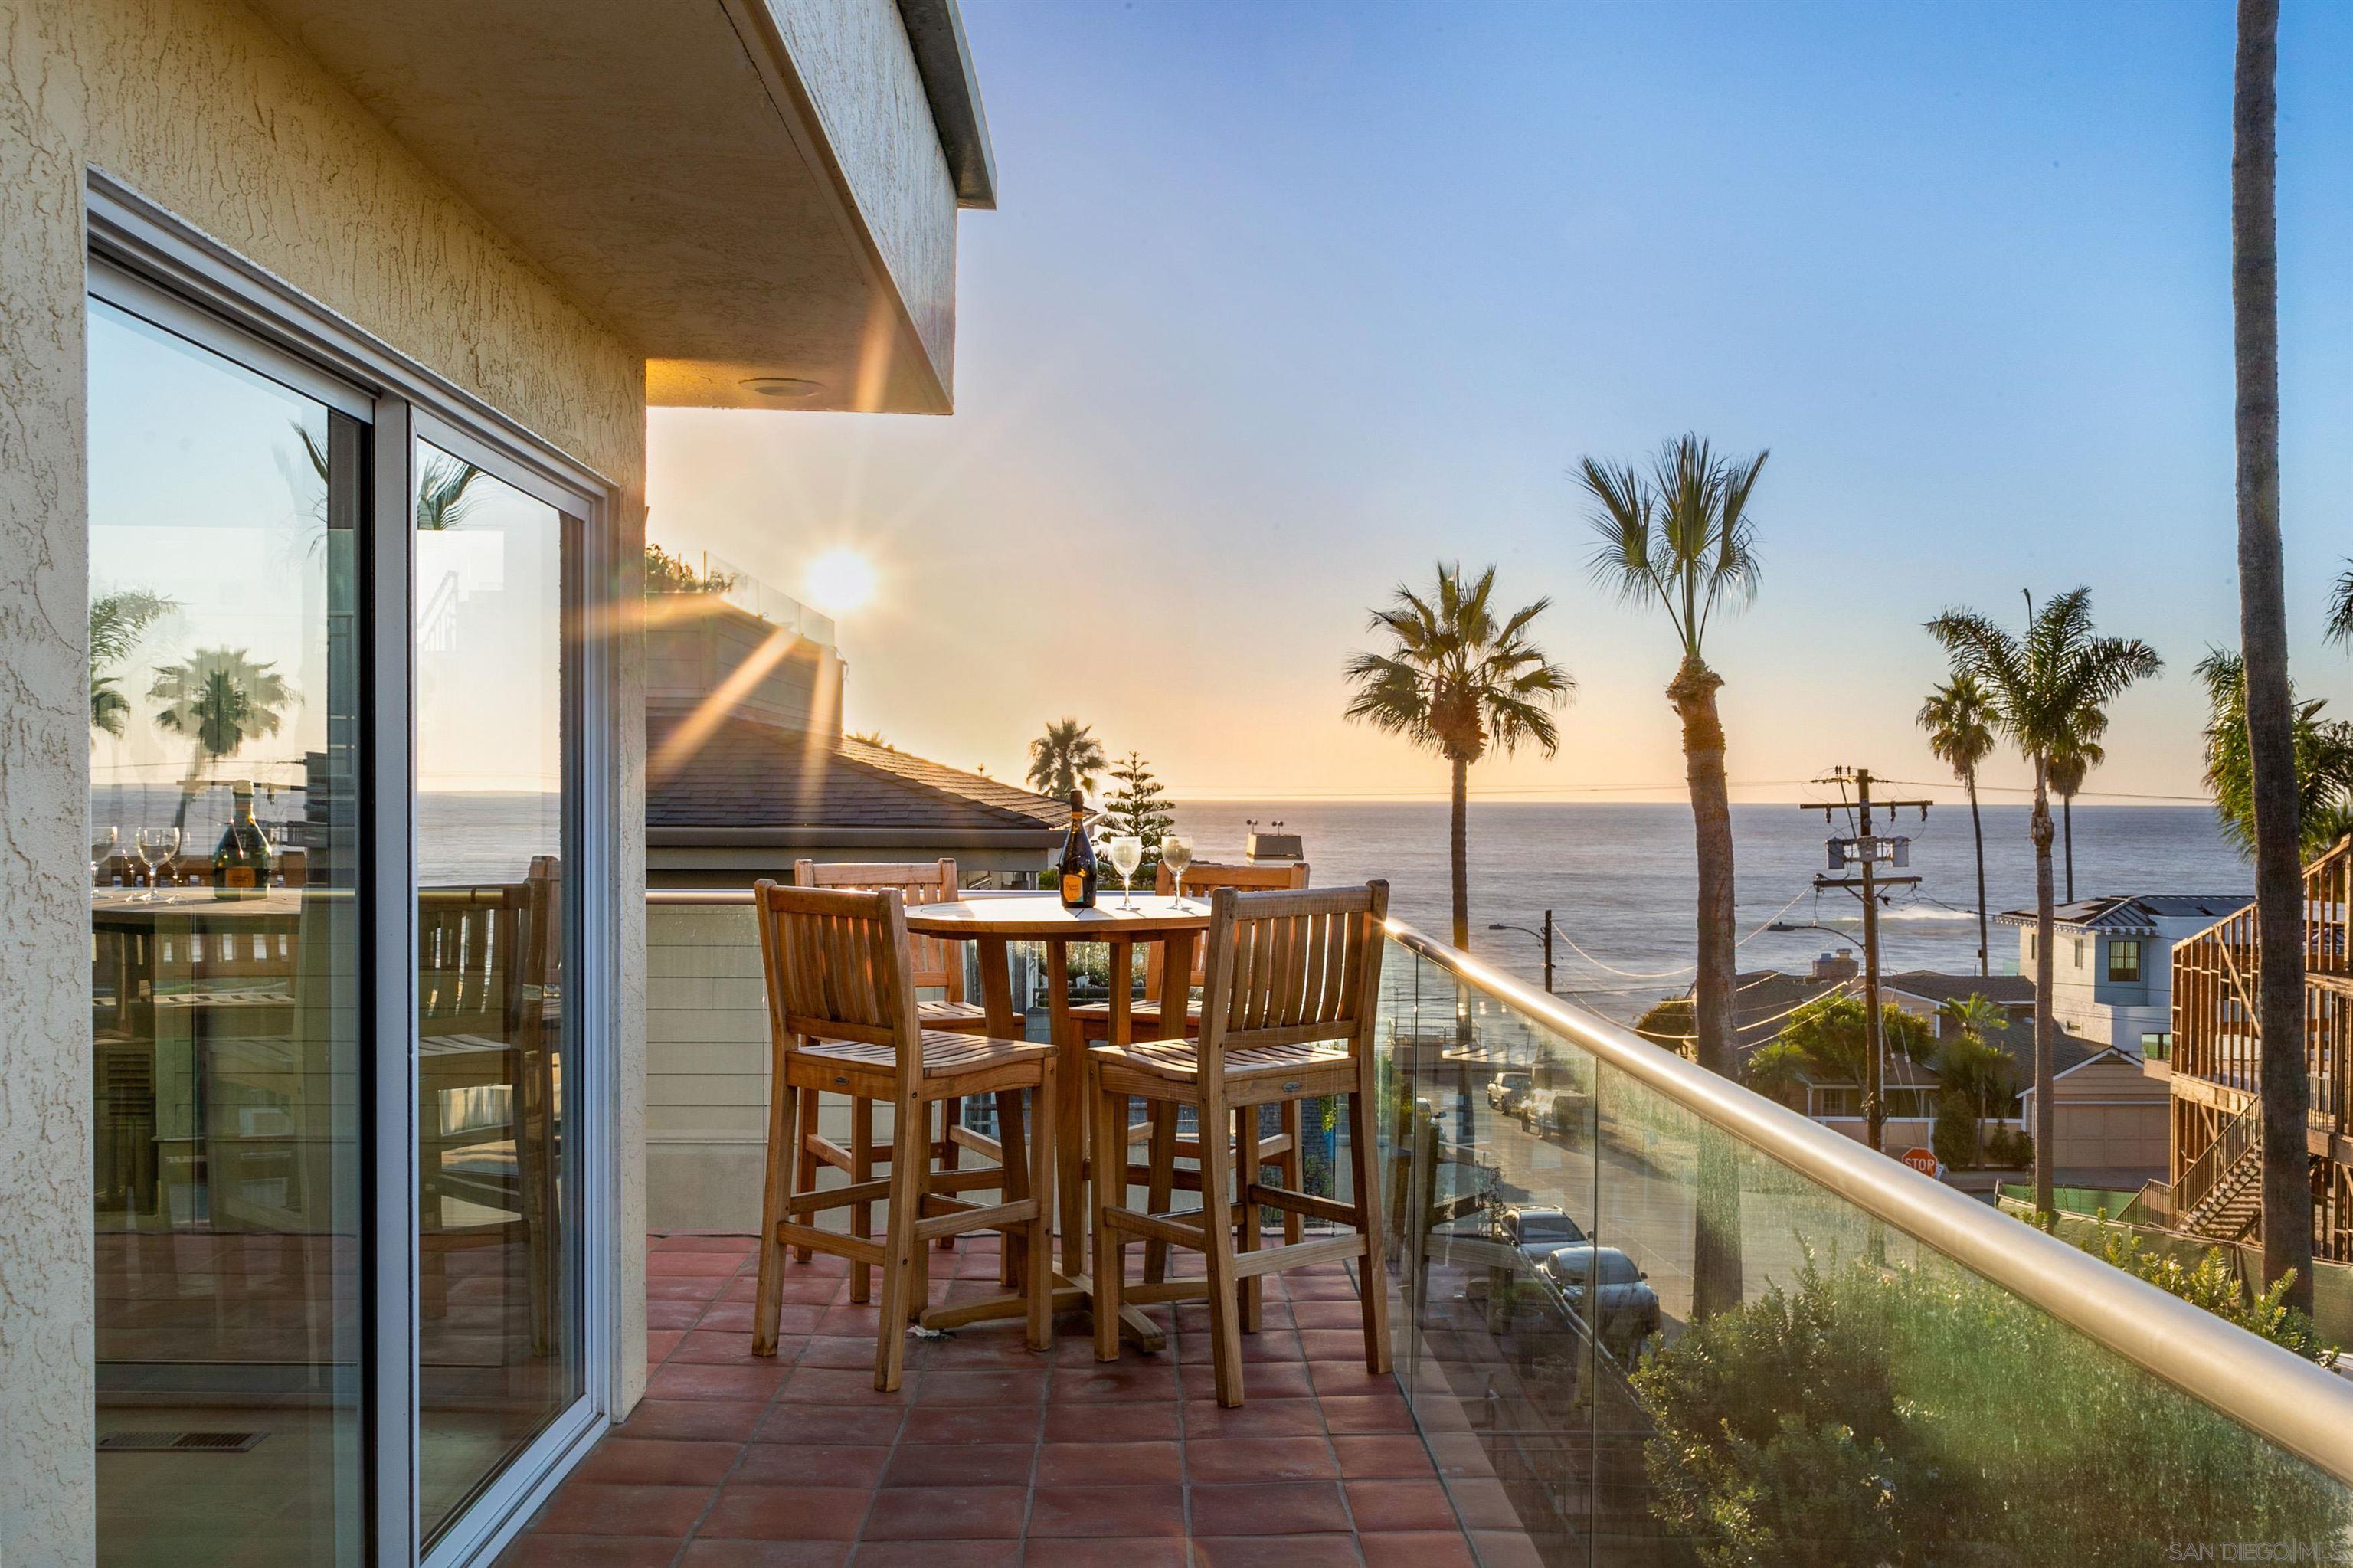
[905,892,1209,940]
[91,887,309,920]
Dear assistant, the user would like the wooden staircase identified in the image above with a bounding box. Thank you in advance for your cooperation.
[2177,1099,2263,1243]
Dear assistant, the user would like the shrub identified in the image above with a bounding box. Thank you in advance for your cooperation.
[1982,1124,2032,1169]
[1633,1250,2349,1566]
[1929,1091,1978,1171]
[2054,1215,2339,1367]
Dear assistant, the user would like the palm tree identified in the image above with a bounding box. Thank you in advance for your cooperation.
[1026,717,1108,800]
[150,647,297,827]
[2196,648,2353,860]
[89,588,174,736]
[2045,739,2100,902]
[2232,0,2313,1314]
[1343,562,1570,949]
[1579,433,1764,1321]
[1917,673,1996,977]
[1927,588,2160,1219]
[301,424,483,532]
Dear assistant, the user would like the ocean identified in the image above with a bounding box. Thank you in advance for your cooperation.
[1165,800,2250,1023]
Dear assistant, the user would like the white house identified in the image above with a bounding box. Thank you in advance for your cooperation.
[1996,895,2251,1061]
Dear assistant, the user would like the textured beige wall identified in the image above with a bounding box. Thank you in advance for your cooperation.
[2,0,647,1558]
[762,0,959,385]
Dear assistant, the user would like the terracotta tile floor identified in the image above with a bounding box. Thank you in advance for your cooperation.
[502,1234,1538,1566]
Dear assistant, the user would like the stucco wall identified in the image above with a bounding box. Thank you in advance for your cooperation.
[763,0,959,385]
[1,0,647,1558]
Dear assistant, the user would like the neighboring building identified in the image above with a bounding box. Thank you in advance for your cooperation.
[2011,1034,2173,1183]
[1880,970,2035,1037]
[2168,840,2353,1260]
[1997,895,2251,1062]
[3,2,996,1562]
[644,585,1061,886]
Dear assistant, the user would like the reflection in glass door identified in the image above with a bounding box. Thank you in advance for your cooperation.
[87,293,365,1566]
[413,443,581,1542]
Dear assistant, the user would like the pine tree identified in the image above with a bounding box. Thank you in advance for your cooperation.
[1101,751,1176,872]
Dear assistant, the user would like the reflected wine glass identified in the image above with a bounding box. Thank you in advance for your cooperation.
[1160,834,1193,908]
[1108,836,1144,912]
[90,824,118,888]
[136,826,181,904]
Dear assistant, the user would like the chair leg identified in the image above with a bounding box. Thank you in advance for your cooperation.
[850,1095,876,1304]
[1280,1099,1304,1248]
[1235,1105,1264,1334]
[1196,1094,1247,1406]
[872,1088,928,1393]
[996,1088,1029,1289]
[792,1088,820,1264]
[1144,1103,1177,1285]
[935,1097,961,1250]
[754,1078,804,1357]
[1346,1088,1392,1374]
[1028,1061,1058,1353]
[1091,1079,1125,1362]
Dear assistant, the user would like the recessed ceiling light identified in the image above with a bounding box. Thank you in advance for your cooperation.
[740,376,823,400]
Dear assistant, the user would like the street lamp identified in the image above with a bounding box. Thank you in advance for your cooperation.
[1486,912,1555,994]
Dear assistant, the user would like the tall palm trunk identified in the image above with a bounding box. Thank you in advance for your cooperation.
[1672,655,1742,1319]
[1448,754,1470,950]
[2234,0,2315,1312]
[2061,794,2076,902]
[1967,773,1989,978]
[2031,761,2057,1218]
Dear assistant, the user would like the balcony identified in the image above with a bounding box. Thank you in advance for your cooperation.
[501,895,2353,1563]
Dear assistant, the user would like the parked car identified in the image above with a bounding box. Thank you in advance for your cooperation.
[1537,1244,1662,1352]
[1486,1072,1533,1115]
[1519,1087,1589,1139]
[1497,1206,1586,1262]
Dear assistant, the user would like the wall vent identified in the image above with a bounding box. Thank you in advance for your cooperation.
[97,1431,265,1454]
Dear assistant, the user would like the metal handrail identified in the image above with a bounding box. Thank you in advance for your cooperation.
[1383,918,2353,1488]
[2176,1097,2263,1220]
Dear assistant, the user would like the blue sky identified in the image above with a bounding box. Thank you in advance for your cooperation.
[650,0,2353,803]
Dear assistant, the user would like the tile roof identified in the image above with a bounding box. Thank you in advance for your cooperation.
[1881,970,2036,1010]
[646,715,1062,834]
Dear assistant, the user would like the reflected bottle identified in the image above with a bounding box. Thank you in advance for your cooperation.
[1058,789,1097,910]
[211,780,272,900]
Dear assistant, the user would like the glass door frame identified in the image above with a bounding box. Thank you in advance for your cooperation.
[87,172,623,1568]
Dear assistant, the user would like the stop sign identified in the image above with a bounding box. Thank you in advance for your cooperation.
[1900,1147,1941,1177]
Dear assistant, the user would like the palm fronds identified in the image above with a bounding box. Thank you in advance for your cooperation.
[2197,647,2353,859]
[1340,562,1571,764]
[1577,434,1766,657]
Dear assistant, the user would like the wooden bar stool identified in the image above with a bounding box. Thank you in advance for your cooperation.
[1087,880,1391,1406]
[750,881,1057,1390]
[1072,861,1314,1272]
[792,859,1000,1282]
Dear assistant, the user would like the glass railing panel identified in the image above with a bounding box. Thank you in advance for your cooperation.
[1376,932,2353,1566]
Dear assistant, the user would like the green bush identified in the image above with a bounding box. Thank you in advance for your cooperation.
[1632,1250,2349,1566]
[1929,1091,1978,1171]
[1982,1124,2032,1169]
[2054,1215,2339,1368]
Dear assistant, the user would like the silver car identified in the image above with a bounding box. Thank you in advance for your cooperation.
[1539,1243,1661,1349]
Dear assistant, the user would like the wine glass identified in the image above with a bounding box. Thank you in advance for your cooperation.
[1160,834,1193,908]
[1108,836,1144,911]
[90,824,118,889]
[136,826,181,903]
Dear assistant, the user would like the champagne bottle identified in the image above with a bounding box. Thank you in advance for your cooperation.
[1057,788,1097,909]
[212,781,270,900]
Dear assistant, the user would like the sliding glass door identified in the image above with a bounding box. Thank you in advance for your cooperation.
[87,288,368,1566]
[87,234,604,1566]
[413,445,582,1544]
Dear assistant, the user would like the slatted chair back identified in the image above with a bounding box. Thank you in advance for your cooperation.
[752,881,922,1083]
[794,859,966,1001]
[1196,880,1389,1070]
[1144,860,1310,994]
[418,886,514,1040]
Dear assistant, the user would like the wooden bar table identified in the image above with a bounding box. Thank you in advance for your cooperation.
[904,892,1207,1350]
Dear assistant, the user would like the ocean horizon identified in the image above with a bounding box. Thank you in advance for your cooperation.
[1167,799,2249,1024]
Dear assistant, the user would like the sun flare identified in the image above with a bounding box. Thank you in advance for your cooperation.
[803,548,877,616]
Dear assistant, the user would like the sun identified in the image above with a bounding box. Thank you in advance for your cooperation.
[803,548,877,616]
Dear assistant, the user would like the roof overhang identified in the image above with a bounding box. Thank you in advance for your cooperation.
[246,0,988,413]
[650,827,1061,849]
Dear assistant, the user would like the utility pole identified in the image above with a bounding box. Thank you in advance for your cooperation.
[1801,768,1931,1154]
[1541,908,1555,995]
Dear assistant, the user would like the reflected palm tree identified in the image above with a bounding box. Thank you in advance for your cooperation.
[89,588,175,736]
[301,423,484,532]
[150,647,297,827]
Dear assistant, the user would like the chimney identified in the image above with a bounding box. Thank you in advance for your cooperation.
[1810,948,1858,983]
